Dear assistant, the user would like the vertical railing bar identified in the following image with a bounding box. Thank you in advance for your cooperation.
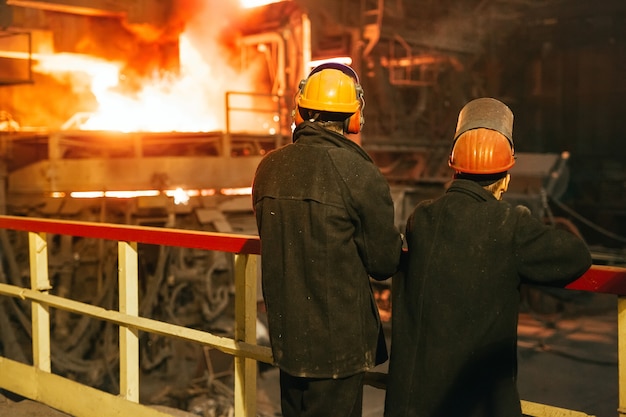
[234,253,258,417]
[618,296,626,417]
[29,231,51,373]
[119,241,139,402]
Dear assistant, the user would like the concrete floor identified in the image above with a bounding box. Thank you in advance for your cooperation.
[0,291,619,417]
[516,293,618,417]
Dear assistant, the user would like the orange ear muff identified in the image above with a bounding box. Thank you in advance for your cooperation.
[345,111,362,134]
[345,89,365,134]
[292,79,306,127]
[293,103,304,126]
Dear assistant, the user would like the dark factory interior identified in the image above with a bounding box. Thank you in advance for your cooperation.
[0,0,625,416]
[1,0,625,257]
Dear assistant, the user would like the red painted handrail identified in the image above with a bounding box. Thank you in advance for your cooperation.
[566,264,626,295]
[0,215,260,255]
[0,215,624,295]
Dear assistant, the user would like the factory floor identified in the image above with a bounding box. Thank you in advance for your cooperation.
[0,291,619,417]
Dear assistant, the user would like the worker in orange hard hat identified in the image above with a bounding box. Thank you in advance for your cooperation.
[252,63,401,417]
[448,96,516,199]
[384,97,592,417]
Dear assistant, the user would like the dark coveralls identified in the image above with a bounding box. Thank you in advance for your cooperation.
[252,121,402,417]
[384,179,592,417]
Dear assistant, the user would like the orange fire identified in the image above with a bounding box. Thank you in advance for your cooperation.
[33,34,258,133]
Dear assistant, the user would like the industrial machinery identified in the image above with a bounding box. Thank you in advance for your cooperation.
[0,0,624,414]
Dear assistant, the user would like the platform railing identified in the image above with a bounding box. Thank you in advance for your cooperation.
[0,215,625,417]
[0,215,270,417]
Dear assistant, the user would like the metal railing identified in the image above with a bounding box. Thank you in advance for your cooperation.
[0,215,270,417]
[0,214,625,416]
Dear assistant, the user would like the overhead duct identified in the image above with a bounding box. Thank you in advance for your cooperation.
[0,30,32,86]
[6,0,125,17]
[6,0,176,33]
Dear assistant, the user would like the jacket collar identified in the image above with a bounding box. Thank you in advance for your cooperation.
[446,179,497,202]
[293,121,373,162]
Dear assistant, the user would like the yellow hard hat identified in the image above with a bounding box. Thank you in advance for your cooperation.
[294,63,364,133]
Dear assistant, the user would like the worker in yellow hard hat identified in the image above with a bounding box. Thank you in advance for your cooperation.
[293,62,365,141]
[384,97,592,417]
[252,63,402,417]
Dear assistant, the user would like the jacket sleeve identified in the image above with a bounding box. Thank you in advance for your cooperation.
[331,151,403,280]
[513,205,592,286]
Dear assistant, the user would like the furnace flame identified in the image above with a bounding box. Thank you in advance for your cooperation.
[33,35,254,133]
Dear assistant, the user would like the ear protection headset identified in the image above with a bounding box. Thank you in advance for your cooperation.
[293,62,365,134]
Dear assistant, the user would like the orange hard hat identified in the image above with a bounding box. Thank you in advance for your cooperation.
[449,128,516,174]
[448,98,515,174]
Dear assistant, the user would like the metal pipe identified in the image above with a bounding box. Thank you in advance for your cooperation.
[239,31,286,96]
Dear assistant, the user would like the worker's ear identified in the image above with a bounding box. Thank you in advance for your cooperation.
[494,173,511,200]
[503,173,511,193]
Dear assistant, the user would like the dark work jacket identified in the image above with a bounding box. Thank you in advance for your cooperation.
[384,179,592,417]
[252,122,402,378]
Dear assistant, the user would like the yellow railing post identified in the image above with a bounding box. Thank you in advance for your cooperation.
[29,231,51,372]
[234,253,258,417]
[618,296,626,417]
[119,241,139,402]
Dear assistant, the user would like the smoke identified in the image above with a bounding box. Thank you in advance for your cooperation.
[183,0,242,61]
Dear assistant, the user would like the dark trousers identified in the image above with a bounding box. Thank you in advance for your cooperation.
[279,370,365,417]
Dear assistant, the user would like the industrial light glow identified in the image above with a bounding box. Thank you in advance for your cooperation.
[308,57,353,71]
[220,187,252,196]
[60,187,250,200]
[240,0,285,9]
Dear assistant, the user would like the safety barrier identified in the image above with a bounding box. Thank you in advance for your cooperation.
[0,214,624,417]
[0,215,270,417]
